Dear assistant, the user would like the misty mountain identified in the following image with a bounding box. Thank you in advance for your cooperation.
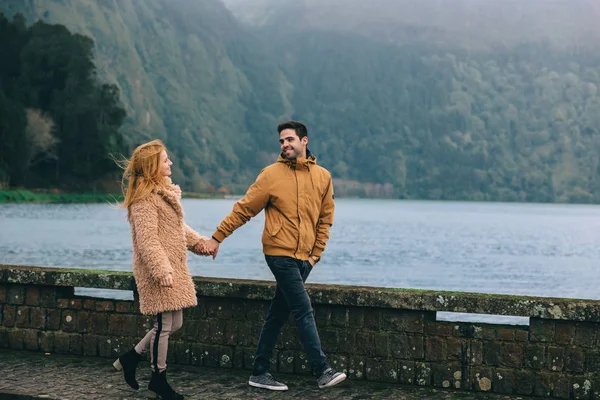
[3,0,600,203]
[1,0,290,192]
[222,0,600,202]
[223,0,600,50]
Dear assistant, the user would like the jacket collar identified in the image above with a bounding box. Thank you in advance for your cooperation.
[156,178,183,218]
[277,147,317,171]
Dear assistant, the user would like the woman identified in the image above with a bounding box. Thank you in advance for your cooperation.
[113,139,209,400]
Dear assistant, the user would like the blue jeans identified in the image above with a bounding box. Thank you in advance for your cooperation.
[252,255,329,376]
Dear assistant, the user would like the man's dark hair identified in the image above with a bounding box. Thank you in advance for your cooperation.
[277,120,308,139]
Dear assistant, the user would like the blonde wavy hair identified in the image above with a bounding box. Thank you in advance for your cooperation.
[117,139,168,210]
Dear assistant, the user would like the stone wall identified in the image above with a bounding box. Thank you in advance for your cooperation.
[1,264,600,399]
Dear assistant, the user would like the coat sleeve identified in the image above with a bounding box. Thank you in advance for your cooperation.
[310,173,335,259]
[212,168,270,242]
[184,223,209,255]
[129,200,173,281]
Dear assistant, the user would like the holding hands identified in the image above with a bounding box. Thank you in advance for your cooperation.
[195,238,220,259]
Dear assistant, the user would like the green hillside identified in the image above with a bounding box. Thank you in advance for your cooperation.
[1,0,291,193]
[3,0,600,203]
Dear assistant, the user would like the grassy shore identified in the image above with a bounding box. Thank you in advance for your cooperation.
[0,190,223,204]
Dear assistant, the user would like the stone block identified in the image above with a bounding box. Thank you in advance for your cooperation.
[206,298,232,319]
[294,352,310,375]
[575,322,597,347]
[15,306,29,328]
[2,305,15,327]
[355,331,373,355]
[399,360,416,385]
[348,357,365,380]
[82,335,97,356]
[492,368,514,394]
[555,321,575,345]
[565,346,584,373]
[529,318,554,342]
[348,308,364,328]
[471,366,494,392]
[83,299,96,310]
[446,338,463,361]
[9,329,24,349]
[415,362,432,386]
[432,362,461,389]
[365,358,398,383]
[547,346,565,372]
[373,332,390,357]
[514,370,534,396]
[500,342,523,368]
[524,343,545,369]
[314,306,331,326]
[30,307,45,330]
[76,311,90,333]
[204,345,232,368]
[208,320,226,345]
[278,350,295,373]
[23,329,38,350]
[7,285,25,305]
[39,287,57,307]
[469,340,483,365]
[115,301,133,313]
[25,287,40,306]
[390,334,424,360]
[91,313,108,335]
[496,328,515,341]
[95,301,114,312]
[364,309,380,330]
[425,322,454,337]
[425,337,445,361]
[61,310,77,332]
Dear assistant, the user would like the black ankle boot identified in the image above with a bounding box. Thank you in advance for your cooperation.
[113,347,143,390]
[148,370,184,400]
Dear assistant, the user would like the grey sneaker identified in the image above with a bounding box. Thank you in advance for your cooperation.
[317,367,347,388]
[248,373,289,391]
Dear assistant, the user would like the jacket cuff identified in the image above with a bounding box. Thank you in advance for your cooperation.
[310,247,323,258]
[211,230,226,243]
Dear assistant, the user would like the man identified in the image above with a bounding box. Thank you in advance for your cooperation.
[203,120,346,391]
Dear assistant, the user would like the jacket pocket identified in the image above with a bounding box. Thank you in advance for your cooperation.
[266,211,283,237]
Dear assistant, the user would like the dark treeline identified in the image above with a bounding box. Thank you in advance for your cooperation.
[0,13,126,191]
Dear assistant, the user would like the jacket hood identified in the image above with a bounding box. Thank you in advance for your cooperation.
[277,147,317,169]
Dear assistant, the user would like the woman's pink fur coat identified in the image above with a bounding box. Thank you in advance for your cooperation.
[128,182,206,315]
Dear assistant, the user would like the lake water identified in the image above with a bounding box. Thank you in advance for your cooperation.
[1,199,599,323]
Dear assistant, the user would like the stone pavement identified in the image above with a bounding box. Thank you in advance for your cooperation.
[0,350,538,400]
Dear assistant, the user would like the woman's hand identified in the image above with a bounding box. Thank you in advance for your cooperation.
[195,240,214,257]
[159,273,173,287]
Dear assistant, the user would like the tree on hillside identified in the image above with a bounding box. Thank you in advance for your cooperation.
[24,108,58,170]
[0,12,127,189]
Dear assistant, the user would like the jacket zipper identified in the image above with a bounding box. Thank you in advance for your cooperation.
[294,168,300,258]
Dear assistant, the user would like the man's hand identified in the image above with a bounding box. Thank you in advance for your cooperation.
[204,238,220,260]
[159,273,173,287]
[308,258,316,267]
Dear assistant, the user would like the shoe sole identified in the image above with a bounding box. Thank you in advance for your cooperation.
[319,373,347,389]
[248,381,289,391]
[113,359,123,371]
[147,389,158,399]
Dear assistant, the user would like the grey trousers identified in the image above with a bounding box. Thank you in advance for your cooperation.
[135,309,183,372]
